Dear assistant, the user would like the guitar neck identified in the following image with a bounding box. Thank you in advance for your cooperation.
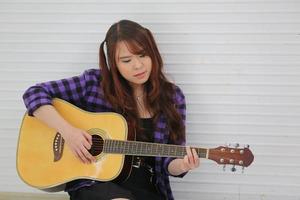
[103,139,208,158]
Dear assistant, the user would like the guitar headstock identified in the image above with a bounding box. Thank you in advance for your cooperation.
[208,144,254,171]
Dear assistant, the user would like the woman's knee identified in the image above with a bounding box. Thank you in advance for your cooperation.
[111,198,130,200]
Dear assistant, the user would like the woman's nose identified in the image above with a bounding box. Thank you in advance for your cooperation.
[133,56,143,69]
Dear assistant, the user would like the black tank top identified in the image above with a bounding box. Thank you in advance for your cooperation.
[136,118,155,167]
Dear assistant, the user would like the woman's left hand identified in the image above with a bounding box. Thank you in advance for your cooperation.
[181,146,200,172]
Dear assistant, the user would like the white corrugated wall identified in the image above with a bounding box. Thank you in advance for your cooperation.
[0,0,300,199]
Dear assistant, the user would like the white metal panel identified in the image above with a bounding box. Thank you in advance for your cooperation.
[0,0,300,199]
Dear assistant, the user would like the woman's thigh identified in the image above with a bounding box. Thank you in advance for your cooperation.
[69,182,135,200]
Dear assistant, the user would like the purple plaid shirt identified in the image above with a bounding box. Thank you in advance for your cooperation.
[23,69,187,200]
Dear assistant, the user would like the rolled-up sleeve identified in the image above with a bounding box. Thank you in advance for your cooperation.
[22,70,93,116]
[163,85,187,177]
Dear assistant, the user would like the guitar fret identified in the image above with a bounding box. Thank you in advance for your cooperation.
[163,145,167,156]
[115,140,119,153]
[127,141,131,154]
[154,143,158,155]
[119,141,123,154]
[110,140,113,152]
[134,142,137,155]
[111,140,115,153]
[132,142,135,154]
[106,140,110,153]
[131,141,135,154]
[167,145,170,156]
[159,144,163,156]
[118,140,121,153]
[142,145,147,155]
[179,147,185,157]
[103,140,106,152]
[117,141,120,153]
[107,140,111,153]
[195,147,207,158]
[130,141,133,154]
[136,142,139,155]
[114,140,119,153]
[104,140,107,152]
[108,140,111,152]
[124,141,129,154]
[146,143,150,155]
[139,144,142,155]
[174,147,178,156]
[135,142,138,154]
[109,140,113,153]
[120,141,125,154]
[114,140,118,153]
[139,143,142,155]
[196,148,200,157]
[178,146,183,157]
[173,146,176,157]
[155,144,159,155]
[120,141,123,153]
[170,146,174,156]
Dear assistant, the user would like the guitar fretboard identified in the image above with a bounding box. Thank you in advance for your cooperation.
[103,139,208,158]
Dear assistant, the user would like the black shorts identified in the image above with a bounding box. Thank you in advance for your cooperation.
[68,167,164,200]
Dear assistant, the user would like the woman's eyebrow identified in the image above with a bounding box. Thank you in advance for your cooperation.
[119,50,145,59]
[120,55,132,59]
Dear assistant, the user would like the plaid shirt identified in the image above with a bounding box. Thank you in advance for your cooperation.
[23,69,187,200]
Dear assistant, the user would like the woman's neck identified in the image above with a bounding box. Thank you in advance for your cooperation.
[132,85,144,98]
[132,85,153,118]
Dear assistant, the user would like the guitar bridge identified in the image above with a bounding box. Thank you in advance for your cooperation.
[53,132,65,162]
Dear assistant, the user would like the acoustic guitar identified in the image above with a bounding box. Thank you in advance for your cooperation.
[17,98,254,192]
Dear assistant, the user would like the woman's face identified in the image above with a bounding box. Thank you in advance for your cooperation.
[115,41,152,88]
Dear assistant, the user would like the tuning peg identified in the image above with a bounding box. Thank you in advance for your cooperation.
[244,144,250,148]
[231,165,236,172]
[234,143,240,148]
[223,164,226,171]
[242,166,245,174]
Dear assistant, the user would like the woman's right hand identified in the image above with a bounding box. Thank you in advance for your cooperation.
[32,105,96,164]
[60,126,96,164]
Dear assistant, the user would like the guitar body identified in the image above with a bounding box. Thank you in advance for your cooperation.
[17,99,132,191]
[17,99,254,192]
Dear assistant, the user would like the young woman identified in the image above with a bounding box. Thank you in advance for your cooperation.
[23,19,200,200]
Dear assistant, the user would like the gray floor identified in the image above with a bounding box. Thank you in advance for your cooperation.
[0,192,68,200]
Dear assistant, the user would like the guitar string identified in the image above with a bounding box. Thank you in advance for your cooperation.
[89,138,206,157]
[89,141,202,151]
[88,144,202,156]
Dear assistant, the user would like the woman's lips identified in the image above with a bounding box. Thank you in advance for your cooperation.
[134,71,146,78]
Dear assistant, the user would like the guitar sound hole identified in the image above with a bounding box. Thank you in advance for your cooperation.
[88,135,103,156]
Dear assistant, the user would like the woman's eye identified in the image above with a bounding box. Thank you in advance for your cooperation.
[140,54,146,57]
[122,60,131,63]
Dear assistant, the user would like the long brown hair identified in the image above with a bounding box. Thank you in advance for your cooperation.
[99,19,184,143]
